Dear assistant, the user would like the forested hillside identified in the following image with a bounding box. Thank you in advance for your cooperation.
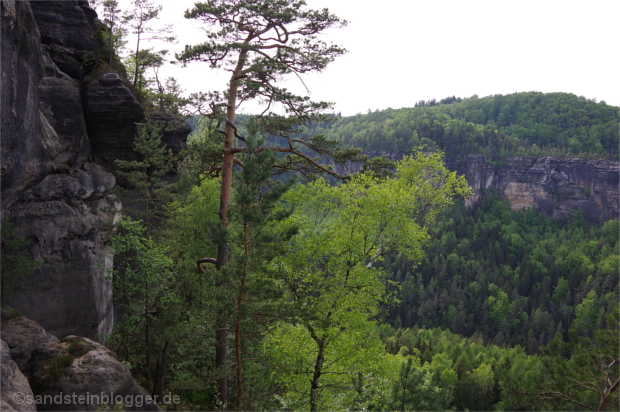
[378,194,619,353]
[2,0,618,410]
[309,92,619,160]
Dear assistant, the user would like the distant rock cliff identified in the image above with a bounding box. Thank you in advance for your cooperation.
[460,155,619,222]
[1,0,189,343]
[335,152,618,222]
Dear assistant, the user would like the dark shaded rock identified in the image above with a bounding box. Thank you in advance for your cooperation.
[4,164,120,343]
[2,318,162,411]
[1,339,36,412]
[28,0,99,79]
[150,111,190,156]
[83,71,146,170]
[1,0,52,213]
[38,74,91,171]
[0,316,60,372]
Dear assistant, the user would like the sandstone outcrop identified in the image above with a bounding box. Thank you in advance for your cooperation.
[4,163,120,342]
[1,0,189,343]
[29,1,100,80]
[336,152,618,221]
[1,316,161,411]
[1,0,51,213]
[84,70,146,171]
[0,315,60,371]
[464,155,619,222]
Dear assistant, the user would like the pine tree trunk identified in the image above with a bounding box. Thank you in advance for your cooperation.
[213,46,248,410]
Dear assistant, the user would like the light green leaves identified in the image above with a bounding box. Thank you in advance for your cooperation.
[265,153,471,409]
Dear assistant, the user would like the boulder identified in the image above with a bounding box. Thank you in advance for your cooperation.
[1,339,36,412]
[0,315,60,372]
[2,317,162,411]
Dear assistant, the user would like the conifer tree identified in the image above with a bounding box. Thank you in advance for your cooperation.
[178,1,349,405]
[115,118,176,232]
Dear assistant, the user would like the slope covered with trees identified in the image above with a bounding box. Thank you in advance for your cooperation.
[377,194,619,353]
[308,92,619,160]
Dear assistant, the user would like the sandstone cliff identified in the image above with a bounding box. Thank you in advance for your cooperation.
[336,152,618,222]
[461,155,619,222]
[1,0,188,343]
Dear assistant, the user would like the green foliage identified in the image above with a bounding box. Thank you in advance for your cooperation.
[99,0,127,66]
[381,193,619,353]
[96,402,125,412]
[384,357,452,411]
[1,307,22,320]
[1,218,40,298]
[108,216,176,381]
[573,290,599,337]
[376,326,551,411]
[264,153,470,410]
[115,118,176,230]
[123,0,175,93]
[47,355,74,380]
[552,277,571,303]
[305,92,619,160]
[521,306,620,411]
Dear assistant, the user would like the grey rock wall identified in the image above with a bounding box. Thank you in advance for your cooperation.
[4,164,120,342]
[1,0,190,343]
[1,0,52,212]
[464,155,619,222]
[1,1,123,343]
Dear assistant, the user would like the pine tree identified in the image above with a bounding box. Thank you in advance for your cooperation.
[115,118,176,232]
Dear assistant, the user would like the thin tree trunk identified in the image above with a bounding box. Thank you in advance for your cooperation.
[145,287,151,382]
[133,29,141,88]
[310,337,325,412]
[152,342,169,402]
[234,295,243,411]
[215,312,228,410]
[108,25,114,65]
[234,219,249,411]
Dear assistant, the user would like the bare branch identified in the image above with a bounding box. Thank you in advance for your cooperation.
[196,257,217,273]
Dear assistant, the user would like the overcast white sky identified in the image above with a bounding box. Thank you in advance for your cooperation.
[115,0,619,116]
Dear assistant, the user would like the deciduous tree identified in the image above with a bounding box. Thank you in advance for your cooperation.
[266,153,470,410]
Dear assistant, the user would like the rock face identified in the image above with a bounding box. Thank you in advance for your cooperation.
[336,152,618,222]
[29,0,100,80]
[1,0,51,213]
[1,316,162,411]
[4,164,120,342]
[463,155,619,222]
[1,0,190,342]
[84,70,146,171]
